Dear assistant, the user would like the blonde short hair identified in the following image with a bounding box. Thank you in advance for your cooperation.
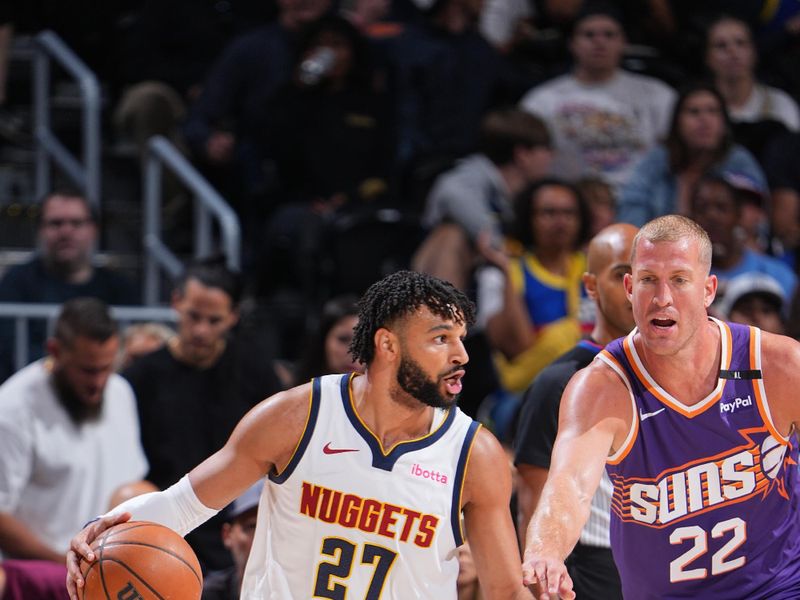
[632,215,712,274]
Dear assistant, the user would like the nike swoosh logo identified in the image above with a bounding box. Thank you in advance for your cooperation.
[639,407,666,422]
[323,442,359,455]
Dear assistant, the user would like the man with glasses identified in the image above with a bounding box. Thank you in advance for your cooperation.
[519,1,675,191]
[0,189,137,383]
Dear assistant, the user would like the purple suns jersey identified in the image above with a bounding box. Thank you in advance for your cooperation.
[598,318,800,599]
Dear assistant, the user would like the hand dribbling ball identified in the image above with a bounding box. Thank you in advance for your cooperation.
[79,521,202,600]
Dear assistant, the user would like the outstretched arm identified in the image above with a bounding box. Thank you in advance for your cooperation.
[66,384,312,599]
[462,427,533,600]
[522,363,630,599]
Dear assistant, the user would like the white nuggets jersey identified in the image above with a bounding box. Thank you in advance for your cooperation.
[241,373,481,599]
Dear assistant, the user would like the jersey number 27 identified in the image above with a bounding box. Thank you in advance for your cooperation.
[314,537,398,599]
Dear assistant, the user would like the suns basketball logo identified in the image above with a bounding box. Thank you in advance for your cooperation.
[760,434,787,479]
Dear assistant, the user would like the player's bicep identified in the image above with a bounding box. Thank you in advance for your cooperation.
[189,385,312,508]
[547,366,628,498]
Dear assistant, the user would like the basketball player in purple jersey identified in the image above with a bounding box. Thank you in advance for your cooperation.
[522,215,800,599]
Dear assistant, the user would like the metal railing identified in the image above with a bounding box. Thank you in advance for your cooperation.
[33,30,101,209]
[0,303,177,372]
[143,136,241,305]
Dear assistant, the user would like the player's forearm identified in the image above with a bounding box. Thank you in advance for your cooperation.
[524,473,590,561]
[0,512,64,563]
[104,475,218,536]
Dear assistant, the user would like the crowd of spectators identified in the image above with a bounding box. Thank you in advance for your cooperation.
[3,0,800,596]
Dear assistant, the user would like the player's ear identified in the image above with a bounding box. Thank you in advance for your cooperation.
[374,327,397,360]
[704,274,718,308]
[623,272,633,300]
[583,271,598,300]
[46,337,61,360]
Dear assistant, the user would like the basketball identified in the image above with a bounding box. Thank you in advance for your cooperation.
[79,521,202,600]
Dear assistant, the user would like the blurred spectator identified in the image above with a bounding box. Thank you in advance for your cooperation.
[576,176,616,239]
[201,481,262,600]
[0,298,147,562]
[763,131,800,270]
[716,272,786,334]
[518,2,676,190]
[116,322,175,371]
[0,190,138,384]
[477,179,592,393]
[114,0,271,154]
[413,108,553,291]
[386,0,529,205]
[264,16,393,207]
[293,295,362,385]
[705,14,800,162]
[617,83,766,225]
[689,173,796,312]
[182,0,331,213]
[122,258,282,572]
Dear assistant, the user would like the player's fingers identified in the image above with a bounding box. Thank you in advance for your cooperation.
[65,551,83,598]
[558,574,576,600]
[521,560,537,586]
[533,563,552,600]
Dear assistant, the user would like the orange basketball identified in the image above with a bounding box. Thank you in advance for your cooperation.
[79,521,202,600]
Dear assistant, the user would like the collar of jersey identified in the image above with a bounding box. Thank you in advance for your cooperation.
[340,373,456,471]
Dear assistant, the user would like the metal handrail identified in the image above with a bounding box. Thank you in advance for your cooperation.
[0,303,177,372]
[33,30,101,210]
[143,135,241,305]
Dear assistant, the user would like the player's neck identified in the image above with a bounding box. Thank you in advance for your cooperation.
[637,320,721,405]
[352,372,437,448]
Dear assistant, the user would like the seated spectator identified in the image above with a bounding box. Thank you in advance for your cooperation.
[201,481,262,600]
[0,298,147,562]
[477,178,592,393]
[264,15,394,209]
[413,107,553,291]
[716,272,787,334]
[690,172,797,311]
[122,257,282,571]
[617,82,767,225]
[576,176,616,240]
[518,1,676,191]
[763,131,800,270]
[117,322,175,371]
[292,295,362,386]
[181,0,332,228]
[385,0,529,204]
[0,189,138,383]
[705,14,800,161]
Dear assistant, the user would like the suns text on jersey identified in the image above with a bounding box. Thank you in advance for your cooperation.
[610,430,790,528]
[299,481,439,547]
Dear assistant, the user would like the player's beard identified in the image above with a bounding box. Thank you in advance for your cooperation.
[51,369,103,425]
[396,355,454,409]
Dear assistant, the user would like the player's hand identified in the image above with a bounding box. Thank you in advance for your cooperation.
[522,552,575,600]
[66,511,131,600]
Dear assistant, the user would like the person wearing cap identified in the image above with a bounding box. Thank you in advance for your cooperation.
[518,1,676,191]
[201,482,262,600]
[690,171,797,313]
[716,272,787,334]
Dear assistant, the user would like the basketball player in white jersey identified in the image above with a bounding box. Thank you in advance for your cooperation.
[66,271,533,600]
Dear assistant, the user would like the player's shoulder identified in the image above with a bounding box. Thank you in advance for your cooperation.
[760,330,800,373]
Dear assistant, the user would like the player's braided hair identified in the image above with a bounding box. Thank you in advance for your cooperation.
[349,270,475,366]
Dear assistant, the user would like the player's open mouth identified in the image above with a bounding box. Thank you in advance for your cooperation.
[443,371,464,395]
[651,318,676,328]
